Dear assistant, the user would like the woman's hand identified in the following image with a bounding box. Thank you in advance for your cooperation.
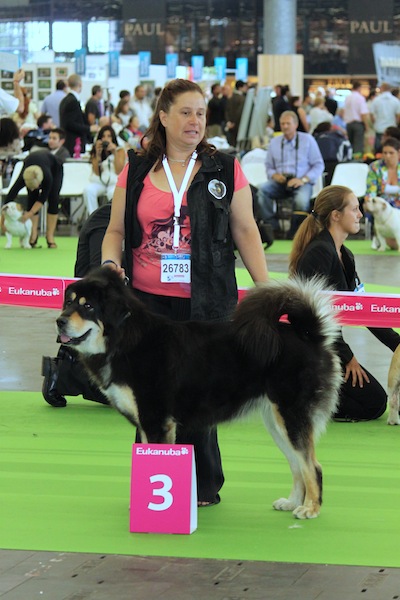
[106,141,118,153]
[20,211,32,223]
[101,260,126,280]
[344,356,370,388]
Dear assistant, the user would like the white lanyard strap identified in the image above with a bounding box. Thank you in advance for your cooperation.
[162,151,198,249]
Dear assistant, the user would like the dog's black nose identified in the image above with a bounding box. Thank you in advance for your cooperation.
[56,316,68,329]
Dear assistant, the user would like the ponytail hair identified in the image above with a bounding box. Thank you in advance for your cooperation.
[289,185,353,275]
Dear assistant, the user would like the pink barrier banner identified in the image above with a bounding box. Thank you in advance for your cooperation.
[237,288,400,328]
[0,273,76,310]
[1,273,400,327]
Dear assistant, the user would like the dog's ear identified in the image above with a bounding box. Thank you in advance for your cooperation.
[90,268,133,332]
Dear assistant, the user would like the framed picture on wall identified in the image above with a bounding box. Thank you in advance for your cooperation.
[1,81,14,91]
[38,67,51,78]
[1,70,13,79]
[38,90,49,101]
[38,79,51,89]
[24,71,33,84]
[140,80,155,100]
[55,66,68,78]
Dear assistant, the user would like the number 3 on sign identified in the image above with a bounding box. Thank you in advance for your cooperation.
[148,474,173,511]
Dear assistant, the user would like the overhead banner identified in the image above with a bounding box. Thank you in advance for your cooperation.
[191,55,204,81]
[214,57,227,81]
[108,50,120,78]
[166,53,178,79]
[139,51,151,78]
[373,41,400,86]
[236,58,248,81]
[74,48,87,76]
[348,0,393,74]
[122,0,166,63]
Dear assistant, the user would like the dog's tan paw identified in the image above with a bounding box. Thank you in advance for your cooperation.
[273,497,298,512]
[293,505,320,519]
[387,415,400,426]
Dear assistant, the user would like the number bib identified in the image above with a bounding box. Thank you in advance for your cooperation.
[161,253,191,283]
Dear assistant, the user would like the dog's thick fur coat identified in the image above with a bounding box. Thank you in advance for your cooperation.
[56,268,342,519]
[1,202,32,249]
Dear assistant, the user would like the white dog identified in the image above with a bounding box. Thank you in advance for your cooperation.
[1,202,32,249]
[363,196,400,252]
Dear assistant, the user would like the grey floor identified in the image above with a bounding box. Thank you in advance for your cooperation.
[2,248,400,599]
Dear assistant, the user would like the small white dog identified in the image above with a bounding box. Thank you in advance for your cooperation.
[1,202,32,249]
[363,196,400,251]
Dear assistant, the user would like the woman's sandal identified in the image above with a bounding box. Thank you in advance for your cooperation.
[197,495,221,508]
[46,238,58,249]
[29,235,41,248]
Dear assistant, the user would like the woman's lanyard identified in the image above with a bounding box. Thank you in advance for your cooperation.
[162,151,197,250]
[281,134,299,176]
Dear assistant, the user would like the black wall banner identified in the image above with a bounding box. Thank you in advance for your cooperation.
[348,0,394,74]
[122,0,167,63]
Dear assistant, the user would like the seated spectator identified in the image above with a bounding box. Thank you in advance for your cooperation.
[0,117,22,158]
[0,117,23,187]
[47,128,70,164]
[83,125,126,215]
[23,113,54,151]
[112,97,132,127]
[257,110,324,238]
[381,126,400,146]
[331,107,347,137]
[121,114,143,151]
[313,121,352,184]
[365,137,400,208]
[309,97,333,134]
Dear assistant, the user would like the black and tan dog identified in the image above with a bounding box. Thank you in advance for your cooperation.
[56,268,342,519]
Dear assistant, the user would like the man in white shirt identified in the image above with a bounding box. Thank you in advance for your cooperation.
[369,82,400,151]
[343,80,369,156]
[131,84,153,132]
[0,68,24,116]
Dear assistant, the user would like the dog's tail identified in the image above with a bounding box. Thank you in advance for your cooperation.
[233,276,340,363]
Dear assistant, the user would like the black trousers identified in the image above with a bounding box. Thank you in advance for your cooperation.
[133,288,225,503]
[335,365,387,421]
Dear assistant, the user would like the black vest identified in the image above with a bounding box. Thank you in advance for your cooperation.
[124,149,238,321]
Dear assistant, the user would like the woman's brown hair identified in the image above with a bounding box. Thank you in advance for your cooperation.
[139,78,215,169]
[288,185,353,275]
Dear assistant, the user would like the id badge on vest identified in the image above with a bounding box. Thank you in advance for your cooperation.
[161,253,191,283]
[161,151,197,285]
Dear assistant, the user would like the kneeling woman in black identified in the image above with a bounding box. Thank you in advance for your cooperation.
[289,184,400,421]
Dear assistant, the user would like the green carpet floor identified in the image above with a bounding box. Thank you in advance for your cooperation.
[1,391,400,567]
